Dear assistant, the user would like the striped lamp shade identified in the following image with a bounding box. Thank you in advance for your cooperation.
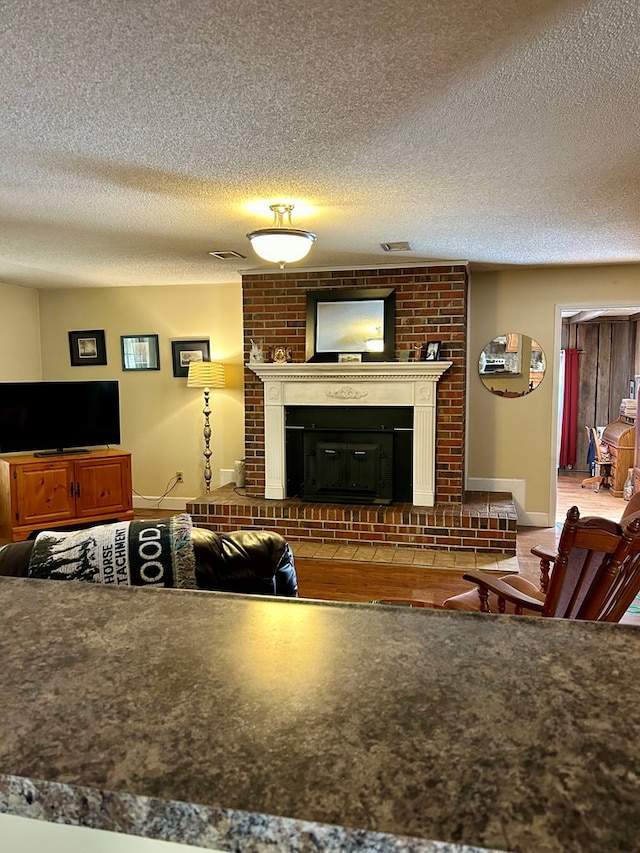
[186,361,226,389]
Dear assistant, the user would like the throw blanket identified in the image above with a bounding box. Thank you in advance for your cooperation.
[27,513,196,589]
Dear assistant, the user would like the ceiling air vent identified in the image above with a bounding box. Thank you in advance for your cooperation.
[208,250,246,260]
[380,241,411,252]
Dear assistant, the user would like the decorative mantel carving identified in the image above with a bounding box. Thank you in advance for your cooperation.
[326,387,369,400]
[247,361,453,506]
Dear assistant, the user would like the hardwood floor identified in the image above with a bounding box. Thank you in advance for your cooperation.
[294,471,631,605]
[139,472,638,616]
[555,469,627,523]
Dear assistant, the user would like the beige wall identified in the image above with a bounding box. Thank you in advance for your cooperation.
[468,264,640,523]
[0,283,41,380]
[4,264,640,522]
[37,284,244,505]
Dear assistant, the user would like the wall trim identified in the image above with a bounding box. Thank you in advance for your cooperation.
[524,511,553,528]
[239,260,470,275]
[133,496,188,512]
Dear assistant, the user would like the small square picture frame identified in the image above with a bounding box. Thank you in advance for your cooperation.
[121,334,160,371]
[423,341,442,361]
[171,338,210,377]
[69,329,107,366]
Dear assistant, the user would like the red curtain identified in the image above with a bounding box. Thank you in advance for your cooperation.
[559,348,580,467]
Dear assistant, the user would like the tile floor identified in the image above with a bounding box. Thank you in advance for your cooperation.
[289,539,520,573]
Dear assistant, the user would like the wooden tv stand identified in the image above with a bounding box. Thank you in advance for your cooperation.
[0,449,133,543]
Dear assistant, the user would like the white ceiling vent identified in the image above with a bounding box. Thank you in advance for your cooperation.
[381,241,411,252]
[208,250,246,260]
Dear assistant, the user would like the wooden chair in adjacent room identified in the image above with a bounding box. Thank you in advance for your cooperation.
[443,505,640,622]
[581,426,612,492]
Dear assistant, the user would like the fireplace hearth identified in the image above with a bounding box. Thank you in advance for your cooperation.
[187,486,518,556]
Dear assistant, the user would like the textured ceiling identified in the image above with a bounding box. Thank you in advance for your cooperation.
[1,0,639,288]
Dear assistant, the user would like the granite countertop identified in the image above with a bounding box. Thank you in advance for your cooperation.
[0,576,639,853]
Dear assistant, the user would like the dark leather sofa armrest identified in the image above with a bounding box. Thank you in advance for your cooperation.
[191,527,298,597]
[0,540,34,578]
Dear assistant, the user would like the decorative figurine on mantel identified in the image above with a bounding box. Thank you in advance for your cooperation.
[249,339,265,363]
[272,346,292,364]
[412,343,423,361]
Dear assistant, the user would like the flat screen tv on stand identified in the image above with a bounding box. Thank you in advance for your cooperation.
[0,381,121,456]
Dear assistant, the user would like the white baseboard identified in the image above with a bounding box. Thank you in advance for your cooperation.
[522,511,553,528]
[132,496,190,511]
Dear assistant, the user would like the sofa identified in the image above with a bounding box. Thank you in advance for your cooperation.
[0,522,298,598]
[191,527,298,596]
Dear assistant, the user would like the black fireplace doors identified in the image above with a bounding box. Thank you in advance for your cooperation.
[286,406,413,505]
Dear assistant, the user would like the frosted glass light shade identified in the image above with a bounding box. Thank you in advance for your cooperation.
[247,228,316,265]
[246,203,316,267]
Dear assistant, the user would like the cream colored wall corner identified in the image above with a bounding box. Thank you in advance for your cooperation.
[468,264,640,525]
[37,283,245,506]
[0,282,42,379]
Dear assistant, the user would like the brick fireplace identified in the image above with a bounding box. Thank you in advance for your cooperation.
[242,263,468,501]
[187,263,518,555]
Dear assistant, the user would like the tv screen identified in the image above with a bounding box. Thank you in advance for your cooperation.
[0,381,121,455]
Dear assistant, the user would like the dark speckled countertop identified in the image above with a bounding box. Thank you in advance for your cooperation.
[0,576,639,853]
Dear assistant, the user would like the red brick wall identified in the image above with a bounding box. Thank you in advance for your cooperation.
[241,265,468,504]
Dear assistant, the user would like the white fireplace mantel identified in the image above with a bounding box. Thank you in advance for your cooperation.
[248,361,452,506]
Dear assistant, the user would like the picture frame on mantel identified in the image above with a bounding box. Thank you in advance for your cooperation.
[68,329,107,366]
[171,338,210,377]
[423,341,442,361]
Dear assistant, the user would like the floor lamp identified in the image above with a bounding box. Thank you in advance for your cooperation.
[187,361,226,493]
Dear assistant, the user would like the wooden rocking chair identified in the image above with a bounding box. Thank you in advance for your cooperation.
[445,506,640,621]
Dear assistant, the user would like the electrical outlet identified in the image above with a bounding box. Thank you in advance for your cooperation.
[176,470,184,483]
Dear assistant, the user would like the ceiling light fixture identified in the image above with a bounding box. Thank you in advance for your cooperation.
[246,204,316,268]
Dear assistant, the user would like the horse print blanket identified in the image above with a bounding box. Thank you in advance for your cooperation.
[27,513,196,589]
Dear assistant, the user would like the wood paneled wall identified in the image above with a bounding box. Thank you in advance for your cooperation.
[562,320,637,471]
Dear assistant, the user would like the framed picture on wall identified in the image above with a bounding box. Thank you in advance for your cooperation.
[68,329,107,366]
[171,339,210,377]
[121,334,160,371]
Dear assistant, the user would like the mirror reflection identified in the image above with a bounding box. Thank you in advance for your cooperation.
[479,333,546,398]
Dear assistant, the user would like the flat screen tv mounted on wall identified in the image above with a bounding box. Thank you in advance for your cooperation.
[0,381,121,456]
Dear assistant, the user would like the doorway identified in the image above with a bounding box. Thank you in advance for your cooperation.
[556,305,639,523]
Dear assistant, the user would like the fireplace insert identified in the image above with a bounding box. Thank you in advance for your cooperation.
[285,406,413,504]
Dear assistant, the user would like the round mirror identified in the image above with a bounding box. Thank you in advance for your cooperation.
[478,333,546,398]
